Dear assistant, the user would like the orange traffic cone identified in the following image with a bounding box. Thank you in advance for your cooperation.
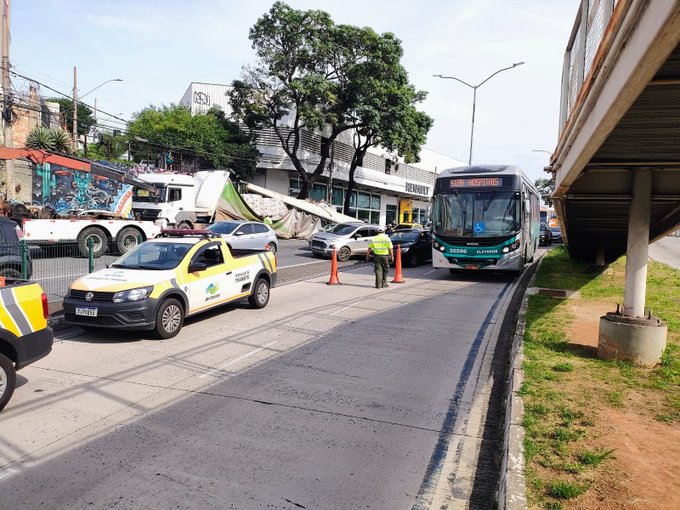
[392,245,405,284]
[327,248,341,285]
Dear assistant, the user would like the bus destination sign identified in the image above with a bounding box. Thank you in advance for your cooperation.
[449,176,505,188]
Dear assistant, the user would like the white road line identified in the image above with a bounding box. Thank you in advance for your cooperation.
[0,468,18,481]
[278,259,327,269]
[423,269,438,275]
[330,300,364,316]
[199,341,278,379]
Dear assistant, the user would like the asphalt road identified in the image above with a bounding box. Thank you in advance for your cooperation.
[649,235,680,270]
[0,262,520,509]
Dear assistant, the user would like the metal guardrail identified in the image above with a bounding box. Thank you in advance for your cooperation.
[559,0,616,135]
[0,239,122,303]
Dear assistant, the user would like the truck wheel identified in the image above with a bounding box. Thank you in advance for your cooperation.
[77,227,107,258]
[0,353,17,412]
[337,246,351,262]
[154,298,184,339]
[116,227,141,254]
[248,277,270,309]
[177,221,193,230]
[0,267,22,280]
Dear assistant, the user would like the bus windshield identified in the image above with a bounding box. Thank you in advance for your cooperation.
[432,191,520,238]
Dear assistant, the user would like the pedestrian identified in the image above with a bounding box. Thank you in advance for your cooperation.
[366,226,394,289]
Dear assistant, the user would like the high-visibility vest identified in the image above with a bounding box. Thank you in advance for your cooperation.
[369,233,392,255]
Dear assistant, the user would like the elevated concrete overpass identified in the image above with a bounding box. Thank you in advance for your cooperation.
[548,0,680,365]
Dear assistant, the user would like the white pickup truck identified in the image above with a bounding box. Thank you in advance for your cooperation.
[21,217,161,258]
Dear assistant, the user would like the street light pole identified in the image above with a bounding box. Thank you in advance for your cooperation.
[434,62,524,165]
[71,75,123,151]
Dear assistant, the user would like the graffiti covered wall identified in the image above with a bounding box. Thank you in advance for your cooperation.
[33,163,134,217]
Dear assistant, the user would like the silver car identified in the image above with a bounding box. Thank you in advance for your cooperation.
[309,223,380,261]
[207,220,278,253]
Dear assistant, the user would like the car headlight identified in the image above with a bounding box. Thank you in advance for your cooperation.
[113,286,153,303]
[400,246,410,253]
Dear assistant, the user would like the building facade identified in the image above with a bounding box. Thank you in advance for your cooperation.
[179,82,465,226]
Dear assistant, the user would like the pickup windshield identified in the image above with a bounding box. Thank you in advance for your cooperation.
[110,241,191,270]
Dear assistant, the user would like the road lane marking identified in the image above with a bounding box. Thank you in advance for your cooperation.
[0,468,18,481]
[330,300,364,316]
[423,269,437,275]
[199,341,278,379]
[278,259,327,269]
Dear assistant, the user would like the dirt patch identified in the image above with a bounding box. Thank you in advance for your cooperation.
[560,300,680,509]
[565,300,613,349]
[576,406,680,510]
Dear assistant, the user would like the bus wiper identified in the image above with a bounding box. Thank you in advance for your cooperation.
[482,192,497,212]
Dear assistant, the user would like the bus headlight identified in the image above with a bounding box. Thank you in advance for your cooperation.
[504,240,521,253]
[434,242,440,248]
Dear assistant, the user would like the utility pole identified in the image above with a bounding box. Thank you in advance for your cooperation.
[72,65,78,150]
[1,0,15,200]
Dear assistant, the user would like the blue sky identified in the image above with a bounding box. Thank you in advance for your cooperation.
[11,0,578,182]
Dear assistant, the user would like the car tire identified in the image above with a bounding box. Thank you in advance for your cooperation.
[0,353,17,412]
[248,277,270,309]
[408,252,419,267]
[77,227,107,258]
[177,221,193,230]
[337,246,351,262]
[154,298,184,339]
[0,267,22,280]
[266,242,277,254]
[116,227,141,254]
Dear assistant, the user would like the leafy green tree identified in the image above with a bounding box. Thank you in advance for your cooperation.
[126,104,259,178]
[229,2,410,199]
[25,126,72,153]
[89,132,128,161]
[535,177,555,206]
[45,97,95,137]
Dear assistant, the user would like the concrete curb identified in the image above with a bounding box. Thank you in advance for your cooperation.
[498,256,545,509]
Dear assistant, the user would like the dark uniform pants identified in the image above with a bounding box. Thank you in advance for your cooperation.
[373,254,389,288]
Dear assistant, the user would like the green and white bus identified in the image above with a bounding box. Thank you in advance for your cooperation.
[431,165,540,273]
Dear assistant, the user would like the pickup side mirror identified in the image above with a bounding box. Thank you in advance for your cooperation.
[188,262,208,273]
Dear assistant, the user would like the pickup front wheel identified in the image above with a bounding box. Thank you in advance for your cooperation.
[0,353,16,412]
[248,277,270,309]
[154,298,184,339]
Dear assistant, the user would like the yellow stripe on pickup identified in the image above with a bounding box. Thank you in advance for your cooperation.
[12,284,47,332]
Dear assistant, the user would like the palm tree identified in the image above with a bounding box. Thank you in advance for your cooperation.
[25,126,72,154]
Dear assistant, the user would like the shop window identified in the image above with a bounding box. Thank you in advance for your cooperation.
[310,183,327,202]
[357,209,370,222]
[370,211,380,225]
[357,191,370,209]
[332,187,344,206]
[371,194,380,210]
[386,204,398,225]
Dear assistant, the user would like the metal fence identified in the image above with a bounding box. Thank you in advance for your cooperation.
[2,238,124,303]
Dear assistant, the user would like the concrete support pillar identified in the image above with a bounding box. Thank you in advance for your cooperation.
[598,169,666,368]
[623,169,652,318]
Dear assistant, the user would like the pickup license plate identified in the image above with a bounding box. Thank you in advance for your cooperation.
[75,306,98,317]
[464,264,480,270]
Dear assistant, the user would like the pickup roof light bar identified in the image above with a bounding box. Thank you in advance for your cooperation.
[158,229,220,238]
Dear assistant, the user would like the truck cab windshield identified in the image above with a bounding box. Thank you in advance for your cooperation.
[133,186,165,203]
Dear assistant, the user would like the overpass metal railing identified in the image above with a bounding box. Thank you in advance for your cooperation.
[559,0,617,136]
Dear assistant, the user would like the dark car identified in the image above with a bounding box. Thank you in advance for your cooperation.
[390,229,432,266]
[0,217,32,279]
[539,223,552,246]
